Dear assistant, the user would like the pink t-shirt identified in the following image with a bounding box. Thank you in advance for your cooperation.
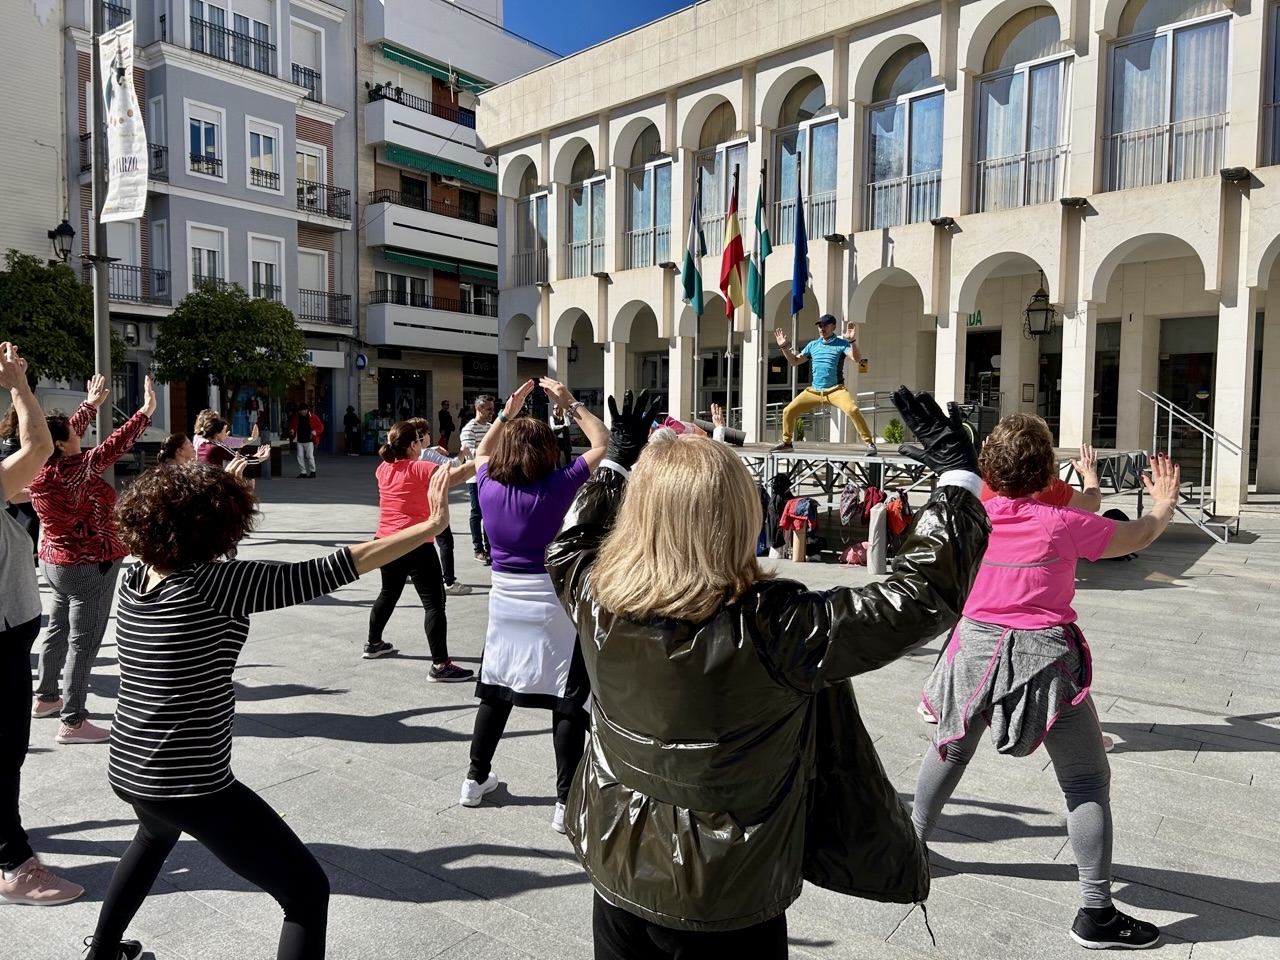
[374,458,437,540]
[963,497,1116,629]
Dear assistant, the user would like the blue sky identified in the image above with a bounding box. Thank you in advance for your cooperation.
[504,0,690,56]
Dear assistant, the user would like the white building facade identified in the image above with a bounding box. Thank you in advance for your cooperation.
[477,0,1280,515]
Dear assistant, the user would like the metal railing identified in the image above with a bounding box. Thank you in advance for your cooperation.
[864,170,941,229]
[292,64,321,102]
[368,189,495,226]
[565,238,605,278]
[513,248,548,286]
[971,145,1069,213]
[104,1,131,30]
[367,85,476,129]
[369,288,499,317]
[193,274,230,292]
[80,136,169,182]
[252,282,282,301]
[298,290,352,325]
[250,167,279,190]
[82,263,171,305]
[772,191,837,242]
[1104,113,1228,191]
[298,179,351,220]
[190,153,222,177]
[623,225,671,270]
[189,16,276,77]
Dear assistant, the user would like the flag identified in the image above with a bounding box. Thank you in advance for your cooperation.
[719,172,745,319]
[747,175,771,320]
[791,169,809,316]
[98,22,148,222]
[682,180,705,316]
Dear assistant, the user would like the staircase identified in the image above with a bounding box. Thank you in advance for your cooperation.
[1138,389,1240,543]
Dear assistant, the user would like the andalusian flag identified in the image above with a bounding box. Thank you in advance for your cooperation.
[719,172,746,318]
[746,174,770,320]
[682,180,705,316]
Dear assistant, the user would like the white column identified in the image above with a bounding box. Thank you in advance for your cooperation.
[1256,299,1280,490]
[668,335,694,420]
[1059,306,1097,448]
[999,318,1039,417]
[933,313,966,405]
[547,345,570,380]
[1116,306,1158,452]
[497,350,522,396]
[740,325,764,442]
[603,340,630,405]
[1213,289,1258,515]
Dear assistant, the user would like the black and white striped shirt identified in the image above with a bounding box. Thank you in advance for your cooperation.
[108,549,359,799]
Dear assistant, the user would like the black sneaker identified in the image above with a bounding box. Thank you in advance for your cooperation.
[429,660,475,683]
[770,442,794,453]
[362,641,397,660]
[308,472,317,478]
[296,473,308,478]
[1070,908,1160,950]
[83,937,144,959]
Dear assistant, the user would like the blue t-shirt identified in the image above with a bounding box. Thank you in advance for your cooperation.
[801,336,851,389]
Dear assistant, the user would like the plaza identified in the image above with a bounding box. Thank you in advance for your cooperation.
[8,456,1280,959]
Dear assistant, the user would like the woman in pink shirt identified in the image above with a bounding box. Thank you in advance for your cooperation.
[364,420,475,682]
[911,414,1181,951]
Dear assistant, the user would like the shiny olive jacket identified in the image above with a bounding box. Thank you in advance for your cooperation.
[546,471,991,932]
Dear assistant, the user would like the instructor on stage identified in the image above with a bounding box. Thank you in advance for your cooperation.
[772,314,877,455]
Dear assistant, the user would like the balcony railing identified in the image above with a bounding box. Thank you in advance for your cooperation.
[513,249,549,286]
[252,282,282,302]
[292,64,321,103]
[367,85,476,129]
[699,213,746,257]
[623,226,671,270]
[193,274,230,292]
[971,145,1069,213]
[82,263,171,305]
[565,239,605,278]
[1104,113,1228,191]
[864,171,941,230]
[104,1,131,30]
[297,179,352,221]
[369,189,496,227]
[80,136,169,183]
[190,153,222,177]
[250,167,280,190]
[189,16,276,77]
[298,290,352,325]
[773,191,837,242]
[369,288,498,317]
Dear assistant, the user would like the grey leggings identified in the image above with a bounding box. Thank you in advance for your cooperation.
[911,694,1113,908]
[36,559,122,724]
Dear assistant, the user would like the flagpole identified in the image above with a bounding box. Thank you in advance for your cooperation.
[758,159,767,442]
[789,153,800,406]
[692,176,702,420]
[726,164,739,429]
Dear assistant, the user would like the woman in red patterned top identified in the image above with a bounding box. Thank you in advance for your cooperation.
[29,374,157,745]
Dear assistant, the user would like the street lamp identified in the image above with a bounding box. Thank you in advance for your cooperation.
[48,219,76,263]
[1023,270,1056,338]
[568,340,580,364]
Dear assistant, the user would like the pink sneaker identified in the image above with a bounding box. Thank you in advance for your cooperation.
[55,719,110,745]
[31,697,63,719]
[0,857,84,905]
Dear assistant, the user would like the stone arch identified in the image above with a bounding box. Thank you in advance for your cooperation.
[500,154,539,199]
[956,252,1050,315]
[852,34,942,106]
[1250,234,1280,290]
[680,93,735,152]
[760,66,830,129]
[1087,233,1209,303]
[500,312,538,352]
[962,0,1072,76]
[552,306,591,348]
[848,266,928,321]
[612,116,663,169]
[612,298,658,343]
[551,136,595,186]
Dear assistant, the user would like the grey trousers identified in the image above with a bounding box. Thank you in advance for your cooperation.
[35,559,122,724]
[295,442,316,475]
[911,693,1114,908]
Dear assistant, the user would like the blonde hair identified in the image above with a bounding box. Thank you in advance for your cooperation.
[592,435,768,623]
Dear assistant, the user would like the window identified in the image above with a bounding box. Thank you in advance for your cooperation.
[972,8,1073,212]
[152,221,171,302]
[189,224,225,285]
[515,165,549,285]
[249,235,283,301]
[695,103,749,255]
[190,1,228,60]
[290,21,323,102]
[773,78,838,239]
[247,120,280,191]
[1105,0,1231,190]
[865,45,944,228]
[565,146,605,277]
[400,172,428,209]
[296,143,326,213]
[187,102,224,179]
[624,126,672,269]
[1268,1,1280,165]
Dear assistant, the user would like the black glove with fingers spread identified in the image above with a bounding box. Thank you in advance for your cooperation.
[891,385,979,475]
[606,389,662,470]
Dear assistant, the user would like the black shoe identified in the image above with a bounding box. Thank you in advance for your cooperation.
[429,660,475,683]
[474,551,491,565]
[308,472,316,478]
[83,937,144,959]
[1070,908,1160,950]
[770,442,794,453]
[296,473,308,478]
[362,641,397,660]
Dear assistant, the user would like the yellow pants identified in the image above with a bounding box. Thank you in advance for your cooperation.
[782,385,873,444]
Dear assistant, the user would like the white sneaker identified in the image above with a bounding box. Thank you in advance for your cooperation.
[917,702,938,724]
[866,442,879,456]
[459,772,498,807]
[551,801,567,835]
[444,581,472,596]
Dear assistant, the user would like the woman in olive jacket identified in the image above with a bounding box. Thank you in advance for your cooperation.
[546,387,991,958]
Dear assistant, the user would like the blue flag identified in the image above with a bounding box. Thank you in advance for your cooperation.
[791,168,808,316]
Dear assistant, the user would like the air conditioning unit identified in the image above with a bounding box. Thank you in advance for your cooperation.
[439,176,464,187]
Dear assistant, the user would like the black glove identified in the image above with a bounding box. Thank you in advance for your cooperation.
[891,385,979,475]
[606,389,662,469]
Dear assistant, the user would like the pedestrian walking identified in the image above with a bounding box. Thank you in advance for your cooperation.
[438,400,455,451]
[459,395,495,564]
[458,378,608,832]
[29,374,156,745]
[408,418,470,596]
[343,405,361,457]
[288,404,323,478]
[82,462,454,960]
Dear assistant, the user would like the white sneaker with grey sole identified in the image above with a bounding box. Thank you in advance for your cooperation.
[460,772,498,807]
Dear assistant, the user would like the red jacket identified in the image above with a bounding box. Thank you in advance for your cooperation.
[288,412,324,443]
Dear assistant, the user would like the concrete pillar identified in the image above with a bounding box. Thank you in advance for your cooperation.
[1213,288,1258,515]
[1059,305,1097,448]
[547,345,570,381]
[1116,304,1158,452]
[933,312,966,404]
[740,325,765,441]
[667,335,694,419]
[1256,300,1280,490]
[497,349,521,396]
[603,340,630,405]
[999,317,1039,417]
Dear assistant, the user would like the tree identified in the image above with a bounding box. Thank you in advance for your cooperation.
[0,250,125,381]
[152,282,313,423]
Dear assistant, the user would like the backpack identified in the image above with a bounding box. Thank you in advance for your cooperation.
[840,543,868,565]
[886,493,913,536]
[768,474,794,550]
[1102,509,1139,561]
[839,481,862,527]
[860,485,887,525]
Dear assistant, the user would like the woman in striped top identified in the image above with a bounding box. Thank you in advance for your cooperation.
[83,462,453,960]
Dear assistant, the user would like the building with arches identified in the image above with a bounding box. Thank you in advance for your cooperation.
[477,0,1280,515]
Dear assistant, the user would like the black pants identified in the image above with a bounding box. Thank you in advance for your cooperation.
[468,484,488,556]
[4,502,39,553]
[344,428,360,455]
[468,698,587,804]
[592,893,789,960]
[368,541,449,663]
[0,616,41,872]
[93,781,329,960]
[436,525,456,584]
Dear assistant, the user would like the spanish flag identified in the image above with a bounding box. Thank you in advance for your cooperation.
[719,170,745,319]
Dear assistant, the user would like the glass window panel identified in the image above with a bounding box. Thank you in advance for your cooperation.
[985,8,1069,72]
[536,196,548,250]
[780,76,825,125]
[978,73,1025,160]
[1119,0,1226,38]
[776,128,801,198]
[869,103,904,181]
[629,170,652,231]
[1110,35,1167,133]
[808,122,837,194]
[591,180,606,239]
[874,44,933,101]
[568,185,586,245]
[1027,61,1065,151]
[1171,19,1228,121]
[910,93,944,174]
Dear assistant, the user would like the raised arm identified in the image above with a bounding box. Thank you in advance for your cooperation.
[85,375,156,475]
[475,380,536,462]
[774,328,808,367]
[1067,444,1102,513]
[539,377,609,472]
[0,343,53,502]
[68,374,110,439]
[1100,454,1179,557]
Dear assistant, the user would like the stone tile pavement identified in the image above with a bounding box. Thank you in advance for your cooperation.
[10,455,1280,958]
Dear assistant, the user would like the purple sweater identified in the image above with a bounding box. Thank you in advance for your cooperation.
[477,457,590,574]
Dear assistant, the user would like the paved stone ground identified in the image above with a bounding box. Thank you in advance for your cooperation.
[10,454,1280,959]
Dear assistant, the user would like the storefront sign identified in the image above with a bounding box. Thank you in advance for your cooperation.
[858,358,869,374]
[304,349,345,369]
[967,311,983,327]
[355,353,368,370]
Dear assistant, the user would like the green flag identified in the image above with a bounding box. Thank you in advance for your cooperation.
[747,175,771,320]
[681,180,705,316]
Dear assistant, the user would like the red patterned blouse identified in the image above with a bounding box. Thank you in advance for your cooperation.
[28,401,151,566]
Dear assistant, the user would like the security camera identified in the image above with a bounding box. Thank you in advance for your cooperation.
[484,155,495,168]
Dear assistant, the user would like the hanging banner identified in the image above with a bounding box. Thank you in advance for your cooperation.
[99,22,148,222]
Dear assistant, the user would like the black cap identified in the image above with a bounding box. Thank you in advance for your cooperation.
[816,314,838,325]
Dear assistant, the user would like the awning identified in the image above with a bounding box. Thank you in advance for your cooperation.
[382,249,456,272]
[460,264,498,283]
[382,145,497,191]
[380,44,488,94]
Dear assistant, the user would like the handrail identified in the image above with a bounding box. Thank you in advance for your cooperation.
[1137,389,1240,454]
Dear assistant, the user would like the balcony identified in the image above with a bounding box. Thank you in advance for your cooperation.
[79,136,169,183]
[1103,114,1228,192]
[250,167,280,190]
[292,64,321,103]
[773,191,836,242]
[190,153,222,177]
[863,172,941,230]
[513,249,548,286]
[366,195,496,264]
[252,282,282,302]
[370,189,496,227]
[368,84,476,129]
[367,294,533,357]
[104,2,131,30]
[564,239,605,278]
[82,263,171,306]
[622,227,672,270]
[364,94,481,170]
[297,179,352,221]
[297,290,352,325]
[971,145,1069,213]
[370,288,498,317]
[189,16,277,77]
[193,274,231,292]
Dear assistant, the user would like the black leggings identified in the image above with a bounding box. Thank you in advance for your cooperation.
[367,540,449,663]
[0,616,41,872]
[592,893,788,960]
[468,697,587,804]
[92,781,329,960]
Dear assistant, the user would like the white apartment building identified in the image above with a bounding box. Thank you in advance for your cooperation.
[355,0,554,424]
[477,0,1280,516]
